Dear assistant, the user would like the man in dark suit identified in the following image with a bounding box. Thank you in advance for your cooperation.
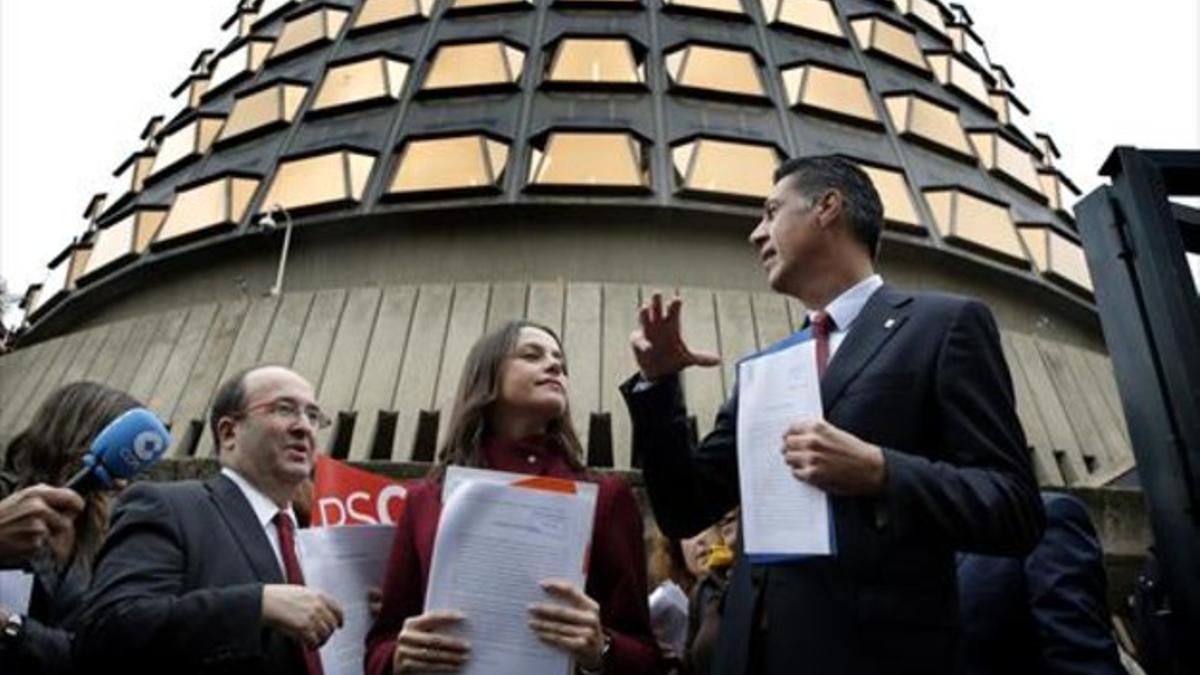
[75,366,344,675]
[621,155,1045,675]
[958,492,1126,675]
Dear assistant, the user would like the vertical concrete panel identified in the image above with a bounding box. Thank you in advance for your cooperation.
[1006,331,1087,483]
[1035,337,1109,477]
[1058,343,1128,466]
[487,282,527,331]
[259,292,315,366]
[59,324,113,385]
[1082,351,1133,452]
[0,339,62,430]
[677,287,722,436]
[316,286,382,452]
[167,300,250,457]
[715,290,757,395]
[349,285,416,461]
[433,284,489,447]
[196,295,282,458]
[85,318,136,383]
[601,284,639,469]
[217,295,282,383]
[291,289,348,388]
[18,331,91,428]
[527,282,564,336]
[751,292,793,349]
[128,309,189,404]
[147,303,219,427]
[563,283,602,444]
[999,332,1062,486]
[391,285,452,460]
[107,313,164,392]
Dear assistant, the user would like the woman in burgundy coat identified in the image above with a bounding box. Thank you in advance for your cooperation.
[365,320,662,675]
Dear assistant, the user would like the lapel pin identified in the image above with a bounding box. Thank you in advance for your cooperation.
[884,318,896,329]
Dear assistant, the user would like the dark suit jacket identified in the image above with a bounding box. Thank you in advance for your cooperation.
[958,492,1125,675]
[74,475,305,675]
[622,285,1045,675]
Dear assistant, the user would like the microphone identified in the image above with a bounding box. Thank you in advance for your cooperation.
[65,408,172,494]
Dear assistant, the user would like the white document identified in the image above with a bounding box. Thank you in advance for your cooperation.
[298,524,394,675]
[648,580,689,657]
[0,569,35,613]
[736,338,833,557]
[426,468,598,675]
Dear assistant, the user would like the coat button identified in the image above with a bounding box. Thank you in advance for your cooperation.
[527,454,537,464]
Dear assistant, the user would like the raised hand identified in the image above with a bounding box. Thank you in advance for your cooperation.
[528,580,607,670]
[630,292,721,380]
[261,584,345,648]
[393,610,470,673]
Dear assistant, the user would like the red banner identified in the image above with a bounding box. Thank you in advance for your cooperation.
[311,456,409,527]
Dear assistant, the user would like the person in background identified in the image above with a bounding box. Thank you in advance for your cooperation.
[364,320,661,675]
[0,382,140,675]
[684,510,737,675]
[958,492,1128,675]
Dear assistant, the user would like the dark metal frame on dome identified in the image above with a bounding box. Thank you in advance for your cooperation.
[1076,147,1200,670]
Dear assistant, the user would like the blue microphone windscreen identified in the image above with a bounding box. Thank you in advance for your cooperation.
[89,408,173,481]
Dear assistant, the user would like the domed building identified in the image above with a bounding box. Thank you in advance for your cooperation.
[1,0,1132,497]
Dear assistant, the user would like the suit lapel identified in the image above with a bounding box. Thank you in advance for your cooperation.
[820,285,912,413]
[208,474,284,584]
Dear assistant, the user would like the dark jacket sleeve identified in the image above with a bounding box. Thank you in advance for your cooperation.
[620,374,739,539]
[364,487,427,675]
[73,483,264,670]
[3,618,73,675]
[881,300,1045,555]
[1024,493,1125,675]
[589,477,663,674]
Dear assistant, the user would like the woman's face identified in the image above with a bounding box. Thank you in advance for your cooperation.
[495,327,569,424]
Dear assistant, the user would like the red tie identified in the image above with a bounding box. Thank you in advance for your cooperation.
[274,512,325,675]
[813,311,834,379]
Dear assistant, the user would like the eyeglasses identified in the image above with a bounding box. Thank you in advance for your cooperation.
[242,398,332,430]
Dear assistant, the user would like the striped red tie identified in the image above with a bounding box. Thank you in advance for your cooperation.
[274,512,325,675]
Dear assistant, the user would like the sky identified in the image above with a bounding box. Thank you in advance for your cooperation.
[1,0,1198,327]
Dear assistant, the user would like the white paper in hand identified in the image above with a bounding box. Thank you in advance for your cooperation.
[425,469,598,675]
[736,338,833,559]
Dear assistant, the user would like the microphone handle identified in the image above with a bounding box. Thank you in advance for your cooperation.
[64,464,102,494]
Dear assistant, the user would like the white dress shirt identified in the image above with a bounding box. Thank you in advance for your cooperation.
[220,466,299,578]
[807,274,884,362]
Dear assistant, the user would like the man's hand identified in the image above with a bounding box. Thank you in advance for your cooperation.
[262,584,344,648]
[630,292,721,380]
[782,420,886,496]
[0,484,84,564]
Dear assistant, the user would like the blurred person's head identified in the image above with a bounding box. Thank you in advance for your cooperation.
[435,321,585,476]
[680,527,721,580]
[211,366,327,507]
[648,529,699,595]
[3,381,141,567]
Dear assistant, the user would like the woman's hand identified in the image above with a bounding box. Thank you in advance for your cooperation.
[393,610,470,673]
[528,579,607,670]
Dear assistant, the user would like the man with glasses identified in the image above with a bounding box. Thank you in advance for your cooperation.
[77,366,343,675]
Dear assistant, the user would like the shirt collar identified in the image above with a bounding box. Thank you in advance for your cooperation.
[810,274,884,332]
[221,466,296,530]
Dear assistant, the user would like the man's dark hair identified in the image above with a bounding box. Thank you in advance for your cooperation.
[772,155,884,258]
[209,367,255,449]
